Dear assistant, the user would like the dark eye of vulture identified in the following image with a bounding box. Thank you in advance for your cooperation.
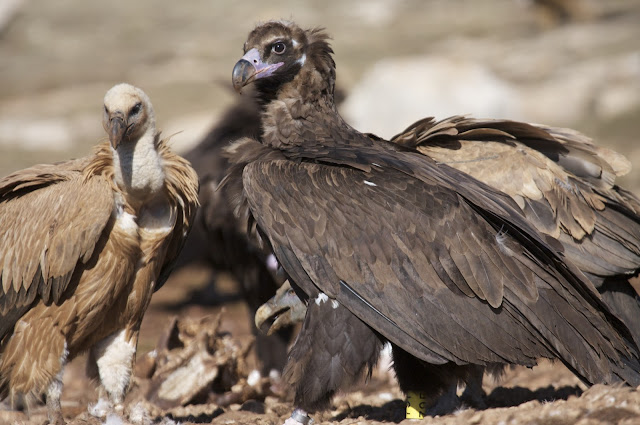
[272,41,286,54]
[129,101,142,117]
[228,20,640,424]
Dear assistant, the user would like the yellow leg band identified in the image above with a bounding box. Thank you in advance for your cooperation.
[406,391,427,419]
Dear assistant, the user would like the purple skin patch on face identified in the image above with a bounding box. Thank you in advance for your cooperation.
[242,48,284,79]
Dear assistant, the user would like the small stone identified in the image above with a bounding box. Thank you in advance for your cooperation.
[240,399,266,414]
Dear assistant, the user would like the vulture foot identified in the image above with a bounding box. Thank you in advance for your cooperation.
[88,398,114,418]
[425,383,461,417]
[44,412,66,425]
[87,398,149,424]
[284,408,313,425]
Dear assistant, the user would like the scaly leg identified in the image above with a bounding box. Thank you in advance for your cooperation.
[89,329,138,415]
[460,365,486,409]
[46,368,66,425]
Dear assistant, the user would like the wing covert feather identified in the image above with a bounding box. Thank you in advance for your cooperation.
[391,116,640,279]
[0,163,114,319]
[153,143,200,292]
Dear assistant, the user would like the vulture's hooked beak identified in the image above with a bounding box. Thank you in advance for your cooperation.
[232,48,284,92]
[107,112,126,149]
[255,301,293,336]
[255,280,307,335]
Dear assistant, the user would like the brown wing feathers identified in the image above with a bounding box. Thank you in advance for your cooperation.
[154,141,200,291]
[243,158,637,385]
[394,116,640,282]
[0,162,114,333]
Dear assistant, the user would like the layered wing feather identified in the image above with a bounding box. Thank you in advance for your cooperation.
[391,116,640,279]
[242,154,640,386]
[0,157,114,338]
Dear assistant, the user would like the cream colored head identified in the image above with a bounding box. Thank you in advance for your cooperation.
[102,83,156,149]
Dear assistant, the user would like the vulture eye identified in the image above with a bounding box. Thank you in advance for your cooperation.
[103,105,109,114]
[272,42,286,55]
[129,102,142,116]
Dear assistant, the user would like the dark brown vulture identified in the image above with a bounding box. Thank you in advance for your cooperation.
[0,83,199,424]
[257,121,640,335]
[254,115,640,410]
[227,21,640,424]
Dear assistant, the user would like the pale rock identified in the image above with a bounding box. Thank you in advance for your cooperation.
[342,56,522,139]
[0,117,73,151]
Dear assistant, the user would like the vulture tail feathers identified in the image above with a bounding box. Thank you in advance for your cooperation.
[285,300,383,411]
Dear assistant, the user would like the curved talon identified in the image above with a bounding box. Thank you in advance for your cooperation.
[88,398,112,418]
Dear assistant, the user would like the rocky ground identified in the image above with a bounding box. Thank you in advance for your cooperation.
[4,268,640,425]
[1,0,640,424]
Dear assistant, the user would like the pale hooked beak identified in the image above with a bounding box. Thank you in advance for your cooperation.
[107,112,126,149]
[255,280,307,335]
[232,48,284,92]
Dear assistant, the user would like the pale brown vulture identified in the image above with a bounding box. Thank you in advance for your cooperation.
[255,279,306,336]
[227,21,640,424]
[0,83,199,424]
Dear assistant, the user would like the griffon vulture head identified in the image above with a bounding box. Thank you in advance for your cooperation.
[102,83,156,149]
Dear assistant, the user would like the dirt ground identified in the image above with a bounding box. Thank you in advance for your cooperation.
[2,0,640,424]
[4,267,640,425]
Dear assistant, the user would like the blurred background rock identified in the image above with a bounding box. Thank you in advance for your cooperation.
[1,0,638,191]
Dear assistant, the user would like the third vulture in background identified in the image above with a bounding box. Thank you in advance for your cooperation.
[396,116,640,339]
[176,91,292,374]
[227,21,640,424]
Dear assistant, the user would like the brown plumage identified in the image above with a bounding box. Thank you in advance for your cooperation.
[0,83,199,423]
[228,21,640,423]
[393,116,640,278]
[393,116,640,348]
[257,120,640,329]
[254,115,640,410]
